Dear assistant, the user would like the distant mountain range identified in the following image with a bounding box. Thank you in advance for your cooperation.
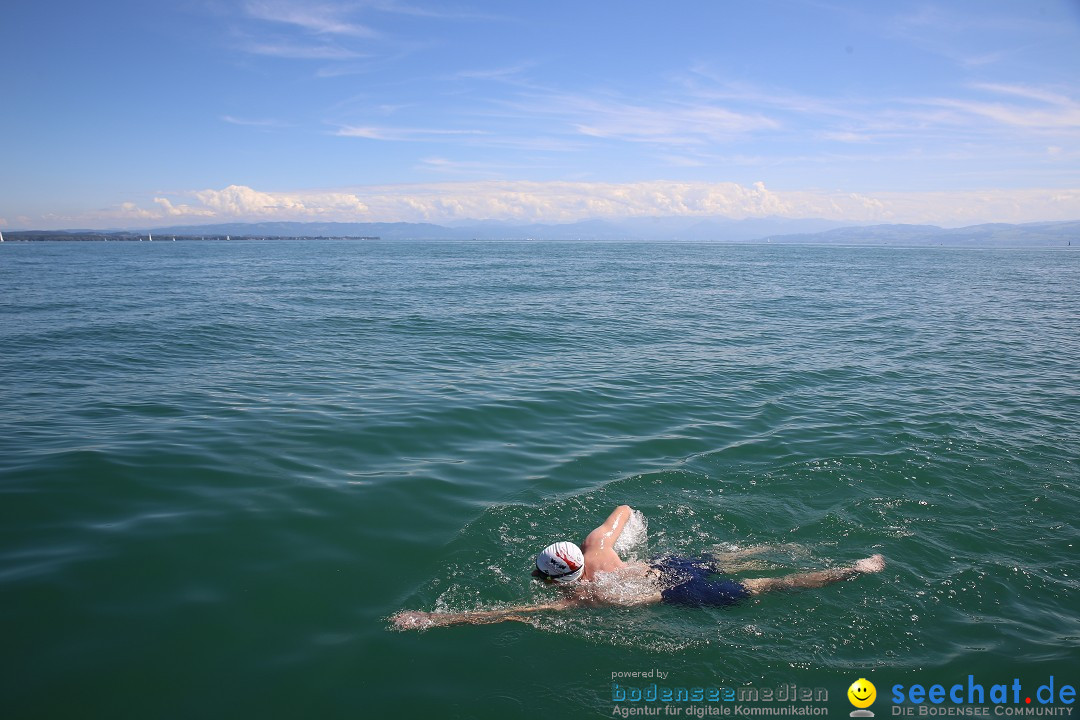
[6,218,1078,245]
[133,217,1080,245]
[759,220,1080,246]
[147,217,852,242]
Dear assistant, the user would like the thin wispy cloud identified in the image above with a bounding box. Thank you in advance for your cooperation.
[417,157,520,178]
[684,71,858,120]
[359,0,504,22]
[233,1,385,64]
[221,115,290,128]
[244,1,377,37]
[7,2,1080,230]
[891,4,1071,38]
[315,62,377,78]
[316,65,1080,192]
[493,90,780,147]
[977,84,1077,105]
[656,154,709,168]
[243,40,363,60]
[684,74,1080,145]
[333,113,587,152]
[925,84,1080,129]
[238,4,1076,168]
[884,3,1077,73]
[455,62,537,82]
[571,100,780,144]
[819,131,875,144]
[336,126,486,141]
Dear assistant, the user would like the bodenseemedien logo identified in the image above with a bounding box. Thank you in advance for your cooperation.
[848,678,877,717]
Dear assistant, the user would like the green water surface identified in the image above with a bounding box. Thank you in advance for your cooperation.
[1,241,1077,719]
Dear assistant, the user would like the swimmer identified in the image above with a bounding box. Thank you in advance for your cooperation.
[391,505,885,630]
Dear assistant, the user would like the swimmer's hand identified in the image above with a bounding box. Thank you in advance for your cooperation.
[390,610,485,630]
[390,610,438,630]
[390,600,575,631]
[854,554,885,574]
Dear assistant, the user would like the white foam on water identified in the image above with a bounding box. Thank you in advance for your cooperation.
[586,564,662,607]
[613,508,648,560]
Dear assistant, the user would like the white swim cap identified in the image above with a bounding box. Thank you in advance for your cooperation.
[535,541,584,583]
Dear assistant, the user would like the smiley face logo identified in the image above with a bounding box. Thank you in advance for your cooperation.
[848,678,877,709]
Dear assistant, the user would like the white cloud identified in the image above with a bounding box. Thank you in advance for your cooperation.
[505,92,780,146]
[682,75,1080,148]
[222,115,289,128]
[116,202,159,220]
[417,157,515,177]
[192,184,368,217]
[244,1,376,37]
[932,96,1080,129]
[353,1,503,22]
[153,197,215,218]
[974,84,1075,106]
[455,63,536,81]
[243,41,362,59]
[94,181,1080,228]
[336,126,485,141]
[820,131,874,144]
[314,63,376,78]
[658,154,708,168]
[885,4,1071,71]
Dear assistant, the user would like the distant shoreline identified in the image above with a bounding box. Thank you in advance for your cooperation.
[1,233,381,242]
[1,219,1076,246]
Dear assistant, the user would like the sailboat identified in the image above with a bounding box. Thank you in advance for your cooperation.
[148,232,153,242]
[0,229,4,242]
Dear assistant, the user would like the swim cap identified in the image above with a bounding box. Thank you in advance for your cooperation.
[535,541,584,583]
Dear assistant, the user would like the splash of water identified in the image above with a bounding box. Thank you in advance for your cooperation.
[613,508,649,560]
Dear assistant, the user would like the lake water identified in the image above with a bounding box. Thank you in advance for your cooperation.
[1,240,1077,719]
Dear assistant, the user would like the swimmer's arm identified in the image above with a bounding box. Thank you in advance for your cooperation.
[390,599,577,631]
[584,505,633,553]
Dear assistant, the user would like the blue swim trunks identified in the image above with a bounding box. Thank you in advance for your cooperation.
[651,556,750,607]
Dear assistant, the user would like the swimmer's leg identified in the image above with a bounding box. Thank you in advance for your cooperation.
[741,554,885,595]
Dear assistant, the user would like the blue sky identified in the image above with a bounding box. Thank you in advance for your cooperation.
[2,0,1079,229]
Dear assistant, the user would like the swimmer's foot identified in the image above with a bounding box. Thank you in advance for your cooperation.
[854,554,885,574]
[742,554,886,594]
